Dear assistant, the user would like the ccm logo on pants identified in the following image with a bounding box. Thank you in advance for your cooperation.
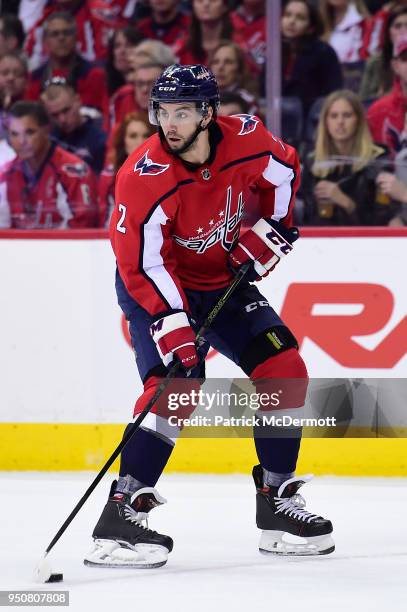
[245,301,270,312]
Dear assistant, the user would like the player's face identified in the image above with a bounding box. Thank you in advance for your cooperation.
[0,56,27,100]
[211,46,239,89]
[158,102,204,152]
[8,116,50,162]
[326,98,358,144]
[44,91,81,133]
[124,120,152,155]
[44,18,76,59]
[281,1,311,39]
[193,0,227,22]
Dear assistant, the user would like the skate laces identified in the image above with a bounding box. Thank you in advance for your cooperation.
[274,493,319,523]
[123,504,151,530]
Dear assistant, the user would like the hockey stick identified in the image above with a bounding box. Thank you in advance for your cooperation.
[34,262,250,582]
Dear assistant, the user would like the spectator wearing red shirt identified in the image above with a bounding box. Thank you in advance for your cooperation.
[90,0,137,25]
[367,34,407,157]
[175,0,233,66]
[89,0,137,25]
[24,0,105,70]
[0,101,97,229]
[136,0,190,51]
[362,0,407,57]
[88,0,138,53]
[231,0,266,72]
[99,111,155,226]
[109,62,164,129]
[360,5,407,100]
[25,12,108,117]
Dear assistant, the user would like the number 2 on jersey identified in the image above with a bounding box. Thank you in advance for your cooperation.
[117,204,127,234]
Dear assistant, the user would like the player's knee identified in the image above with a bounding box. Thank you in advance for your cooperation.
[249,348,309,410]
[239,326,300,375]
[251,348,308,380]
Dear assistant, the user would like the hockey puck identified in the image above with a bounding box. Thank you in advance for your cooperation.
[46,573,63,583]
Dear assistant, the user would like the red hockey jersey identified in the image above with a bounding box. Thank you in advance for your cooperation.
[109,115,300,317]
[231,8,266,72]
[361,6,390,58]
[0,145,98,229]
[367,81,407,157]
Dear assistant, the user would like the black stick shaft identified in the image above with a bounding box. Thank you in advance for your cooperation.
[44,263,249,556]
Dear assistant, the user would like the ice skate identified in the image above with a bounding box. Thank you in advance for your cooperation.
[253,465,335,556]
[84,481,173,569]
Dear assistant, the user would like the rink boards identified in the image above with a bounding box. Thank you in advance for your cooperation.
[0,228,406,474]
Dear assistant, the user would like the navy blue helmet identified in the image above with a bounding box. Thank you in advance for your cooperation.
[149,64,220,125]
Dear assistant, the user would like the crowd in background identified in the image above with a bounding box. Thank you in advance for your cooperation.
[1,0,407,228]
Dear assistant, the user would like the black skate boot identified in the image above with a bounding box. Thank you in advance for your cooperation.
[253,464,335,556]
[84,481,173,568]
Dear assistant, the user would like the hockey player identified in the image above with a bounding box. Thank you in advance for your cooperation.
[84,64,334,569]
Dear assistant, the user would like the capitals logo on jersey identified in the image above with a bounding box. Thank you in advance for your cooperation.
[134,150,170,176]
[235,114,259,136]
[173,186,244,254]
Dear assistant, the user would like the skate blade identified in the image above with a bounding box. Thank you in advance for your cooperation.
[259,531,335,556]
[83,539,169,569]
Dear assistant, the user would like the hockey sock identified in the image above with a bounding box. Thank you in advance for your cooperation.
[262,468,295,488]
[250,350,308,474]
[119,424,174,487]
[254,435,301,473]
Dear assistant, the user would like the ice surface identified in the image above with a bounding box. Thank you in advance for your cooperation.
[0,472,406,611]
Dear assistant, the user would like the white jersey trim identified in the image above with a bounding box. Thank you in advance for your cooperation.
[82,20,96,62]
[0,181,11,228]
[56,182,73,228]
[143,205,185,310]
[262,155,295,222]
